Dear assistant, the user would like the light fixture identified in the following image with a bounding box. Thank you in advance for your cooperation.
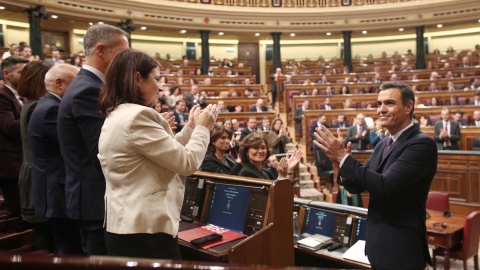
[89,22,93,26]
[180,30,187,34]
[362,30,367,34]
[437,24,443,28]
[398,28,404,31]
[478,19,480,23]
[98,22,104,25]
[0,6,6,10]
[255,33,260,36]
[326,32,332,36]
[218,32,224,35]
[140,26,147,30]
[290,33,295,37]
[51,15,58,19]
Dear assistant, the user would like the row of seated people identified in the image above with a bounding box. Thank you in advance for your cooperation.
[275,46,480,70]
[278,67,480,85]
[291,93,480,120]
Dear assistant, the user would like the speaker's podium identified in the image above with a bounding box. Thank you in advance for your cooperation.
[178,171,294,266]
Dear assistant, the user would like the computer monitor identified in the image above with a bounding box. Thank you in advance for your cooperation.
[353,217,367,244]
[207,184,252,233]
[302,207,348,243]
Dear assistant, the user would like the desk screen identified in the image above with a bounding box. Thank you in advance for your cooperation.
[207,184,251,233]
[303,208,348,243]
[354,218,367,243]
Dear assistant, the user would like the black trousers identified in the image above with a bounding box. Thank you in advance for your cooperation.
[105,231,181,260]
[78,219,108,255]
[0,177,21,217]
[51,218,83,255]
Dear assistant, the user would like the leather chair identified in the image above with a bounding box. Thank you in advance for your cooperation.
[472,137,480,151]
[433,211,480,270]
[426,192,450,212]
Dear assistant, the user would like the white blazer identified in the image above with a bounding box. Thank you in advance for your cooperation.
[98,103,209,236]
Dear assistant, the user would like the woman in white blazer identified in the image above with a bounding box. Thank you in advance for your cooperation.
[97,49,217,259]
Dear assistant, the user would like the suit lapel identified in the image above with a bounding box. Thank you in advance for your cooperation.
[375,124,419,171]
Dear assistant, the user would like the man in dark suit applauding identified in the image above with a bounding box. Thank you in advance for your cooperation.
[29,64,83,255]
[318,97,335,110]
[346,113,370,150]
[57,24,129,255]
[434,107,461,150]
[173,100,187,132]
[313,81,437,270]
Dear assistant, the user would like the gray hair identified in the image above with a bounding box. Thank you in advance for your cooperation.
[83,24,128,57]
[44,64,79,91]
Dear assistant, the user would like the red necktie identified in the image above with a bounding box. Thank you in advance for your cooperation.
[382,137,393,159]
[444,123,450,147]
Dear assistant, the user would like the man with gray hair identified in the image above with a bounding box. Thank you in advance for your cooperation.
[57,24,129,255]
[29,64,82,254]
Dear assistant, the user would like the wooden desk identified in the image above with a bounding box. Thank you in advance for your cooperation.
[295,245,371,269]
[426,210,466,270]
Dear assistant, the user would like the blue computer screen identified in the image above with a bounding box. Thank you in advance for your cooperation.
[207,184,251,233]
[355,218,367,243]
[304,208,336,237]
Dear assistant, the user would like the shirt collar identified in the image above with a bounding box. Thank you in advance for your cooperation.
[391,123,413,143]
[48,91,62,100]
[5,84,22,104]
[82,65,105,82]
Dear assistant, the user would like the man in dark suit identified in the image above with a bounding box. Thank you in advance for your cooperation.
[269,67,283,105]
[240,117,257,141]
[0,56,29,217]
[183,84,207,110]
[332,113,351,128]
[469,90,480,106]
[434,107,461,150]
[256,117,270,132]
[173,100,187,132]
[29,64,83,255]
[346,113,370,150]
[318,97,336,110]
[470,110,480,127]
[313,81,437,269]
[249,98,267,112]
[57,24,129,255]
[453,110,468,126]
[293,99,312,134]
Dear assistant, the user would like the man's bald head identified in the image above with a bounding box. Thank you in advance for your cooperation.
[44,64,80,97]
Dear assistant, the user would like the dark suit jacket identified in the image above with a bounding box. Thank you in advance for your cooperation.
[57,68,106,220]
[339,124,437,269]
[318,104,336,110]
[249,106,267,112]
[332,122,351,128]
[433,120,461,150]
[29,92,68,218]
[200,152,236,174]
[238,161,274,180]
[173,110,187,132]
[346,124,370,150]
[293,107,312,133]
[240,127,256,141]
[0,85,22,179]
[183,92,207,109]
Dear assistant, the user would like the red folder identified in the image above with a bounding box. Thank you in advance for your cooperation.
[178,224,247,249]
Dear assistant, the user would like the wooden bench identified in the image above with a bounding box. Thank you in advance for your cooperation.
[205,96,269,112]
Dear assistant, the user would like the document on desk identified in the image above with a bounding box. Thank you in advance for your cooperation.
[297,234,332,250]
[342,240,370,265]
[178,224,247,249]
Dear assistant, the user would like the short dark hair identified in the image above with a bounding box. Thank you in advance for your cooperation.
[1,56,29,71]
[208,125,233,153]
[248,116,256,121]
[17,61,51,100]
[175,100,185,106]
[239,133,271,165]
[454,110,464,116]
[99,49,159,115]
[379,81,415,119]
[317,113,325,119]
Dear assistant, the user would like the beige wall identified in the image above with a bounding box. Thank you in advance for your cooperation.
[208,44,238,61]
[281,43,339,60]
[4,25,29,47]
[429,31,480,53]
[352,38,416,58]
[132,39,184,59]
